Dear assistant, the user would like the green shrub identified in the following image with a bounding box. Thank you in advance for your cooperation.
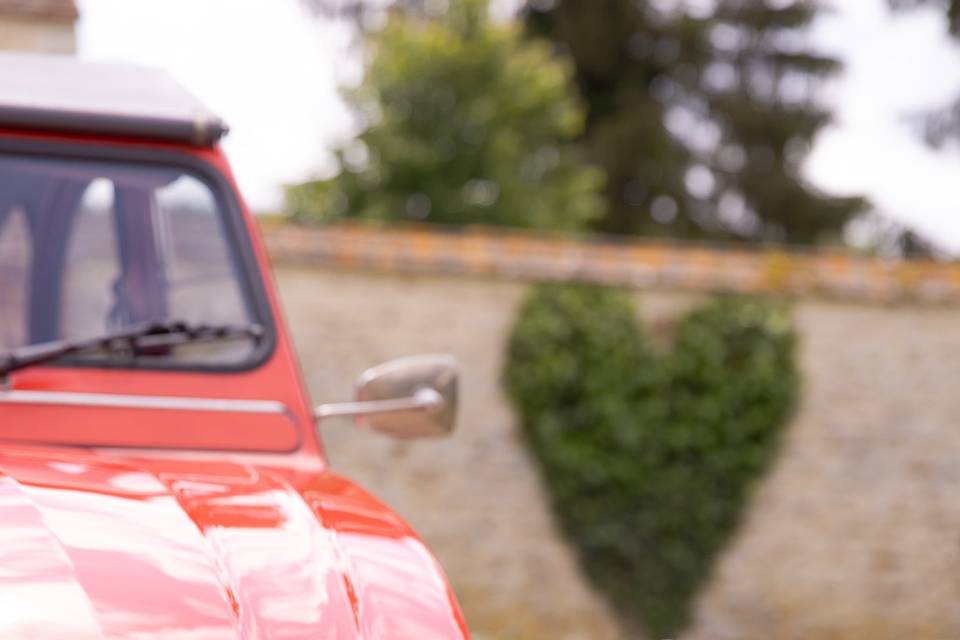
[285,0,604,230]
[504,285,799,638]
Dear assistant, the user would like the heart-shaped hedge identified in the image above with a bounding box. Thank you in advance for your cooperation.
[504,284,799,638]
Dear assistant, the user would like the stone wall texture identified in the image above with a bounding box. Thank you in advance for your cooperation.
[276,265,960,640]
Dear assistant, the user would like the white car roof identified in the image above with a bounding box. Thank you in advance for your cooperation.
[0,52,228,146]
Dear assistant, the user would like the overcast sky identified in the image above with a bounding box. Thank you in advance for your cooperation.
[77,0,960,251]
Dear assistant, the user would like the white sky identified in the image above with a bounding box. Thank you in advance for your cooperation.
[77,0,960,250]
[77,0,357,211]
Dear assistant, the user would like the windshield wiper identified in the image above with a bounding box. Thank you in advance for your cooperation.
[0,320,264,377]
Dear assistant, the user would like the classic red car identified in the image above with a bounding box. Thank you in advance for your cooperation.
[0,53,468,639]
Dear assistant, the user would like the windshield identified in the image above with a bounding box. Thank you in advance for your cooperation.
[0,153,264,368]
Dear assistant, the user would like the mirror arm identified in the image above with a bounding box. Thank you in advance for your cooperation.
[314,387,444,422]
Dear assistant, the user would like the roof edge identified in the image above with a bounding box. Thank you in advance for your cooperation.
[0,104,229,147]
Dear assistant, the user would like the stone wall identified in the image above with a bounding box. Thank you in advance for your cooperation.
[267,223,960,305]
[276,265,960,640]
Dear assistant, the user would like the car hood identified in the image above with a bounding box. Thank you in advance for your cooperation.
[0,446,466,640]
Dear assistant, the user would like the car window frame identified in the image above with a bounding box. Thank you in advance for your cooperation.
[0,136,277,374]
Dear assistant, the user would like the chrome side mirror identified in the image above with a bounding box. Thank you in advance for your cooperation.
[315,354,458,439]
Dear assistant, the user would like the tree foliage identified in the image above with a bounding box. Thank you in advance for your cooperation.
[525,0,869,244]
[504,285,799,638]
[286,0,605,230]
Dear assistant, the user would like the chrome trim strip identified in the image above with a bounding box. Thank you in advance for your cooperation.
[0,390,287,415]
[315,387,444,420]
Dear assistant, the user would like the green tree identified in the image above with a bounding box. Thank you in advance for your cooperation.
[286,0,605,230]
[704,1,869,244]
[525,0,868,244]
[525,0,701,238]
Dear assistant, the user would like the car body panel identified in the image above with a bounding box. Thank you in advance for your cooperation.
[0,128,469,638]
[0,128,321,458]
[0,394,301,451]
[0,445,468,639]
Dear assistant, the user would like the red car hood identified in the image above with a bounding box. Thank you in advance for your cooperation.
[0,446,467,640]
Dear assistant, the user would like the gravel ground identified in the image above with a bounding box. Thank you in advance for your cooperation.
[276,265,960,640]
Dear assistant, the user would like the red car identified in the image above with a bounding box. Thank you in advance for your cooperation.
[0,53,468,639]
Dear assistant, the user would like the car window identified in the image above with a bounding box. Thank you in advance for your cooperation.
[0,153,263,368]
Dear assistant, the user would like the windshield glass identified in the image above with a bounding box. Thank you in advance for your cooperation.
[0,153,263,368]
